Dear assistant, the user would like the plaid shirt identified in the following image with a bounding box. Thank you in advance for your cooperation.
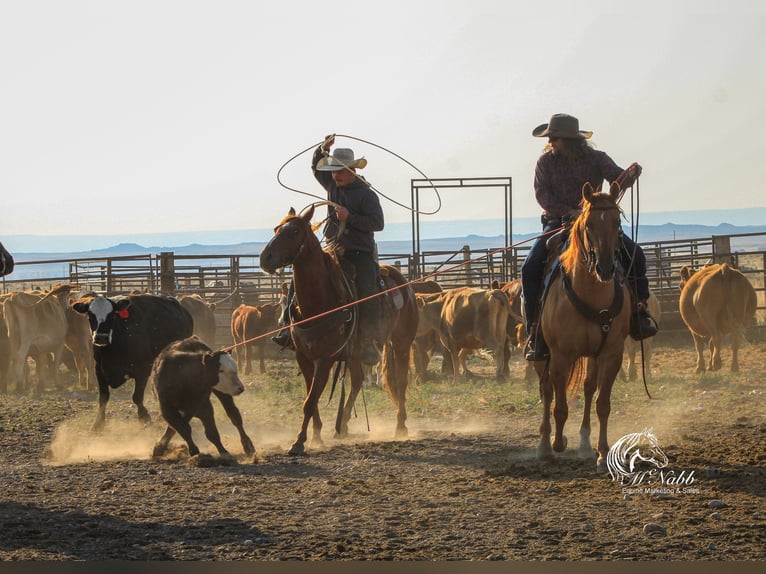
[534,147,632,221]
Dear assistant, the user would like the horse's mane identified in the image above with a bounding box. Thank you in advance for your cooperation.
[559,191,622,275]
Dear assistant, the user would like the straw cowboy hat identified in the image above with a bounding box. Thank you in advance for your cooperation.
[316,148,368,171]
[532,113,593,139]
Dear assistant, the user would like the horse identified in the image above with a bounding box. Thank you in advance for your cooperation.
[259,206,419,455]
[533,182,631,472]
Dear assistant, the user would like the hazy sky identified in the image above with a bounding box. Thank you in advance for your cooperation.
[2,0,764,247]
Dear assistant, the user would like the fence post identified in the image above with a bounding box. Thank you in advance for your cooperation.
[159,252,176,296]
[462,245,472,285]
[712,235,732,264]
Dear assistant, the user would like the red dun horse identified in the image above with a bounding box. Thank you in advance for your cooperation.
[259,206,418,455]
[534,182,631,472]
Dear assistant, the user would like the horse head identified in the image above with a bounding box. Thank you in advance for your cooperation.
[566,181,623,281]
[259,205,316,274]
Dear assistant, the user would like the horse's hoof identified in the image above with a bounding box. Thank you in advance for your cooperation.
[596,458,608,473]
[288,444,306,456]
[537,445,554,461]
[553,436,568,453]
[394,427,408,440]
[241,437,256,456]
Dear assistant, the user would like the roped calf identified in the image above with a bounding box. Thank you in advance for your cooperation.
[150,336,255,459]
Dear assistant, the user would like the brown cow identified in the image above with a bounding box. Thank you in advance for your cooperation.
[230,302,282,375]
[490,279,525,378]
[412,292,452,381]
[179,294,217,347]
[437,286,511,383]
[679,263,756,373]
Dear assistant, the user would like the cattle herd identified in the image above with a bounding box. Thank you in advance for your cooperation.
[0,259,759,465]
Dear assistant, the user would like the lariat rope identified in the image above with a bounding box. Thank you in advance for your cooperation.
[276,134,443,216]
[218,225,563,354]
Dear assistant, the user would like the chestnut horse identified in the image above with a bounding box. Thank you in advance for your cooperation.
[533,182,631,472]
[259,206,419,455]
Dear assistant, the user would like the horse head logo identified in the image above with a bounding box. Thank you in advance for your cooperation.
[607,428,669,485]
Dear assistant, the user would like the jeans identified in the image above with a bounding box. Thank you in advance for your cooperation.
[341,249,381,342]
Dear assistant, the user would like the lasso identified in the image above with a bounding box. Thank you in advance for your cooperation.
[607,428,669,484]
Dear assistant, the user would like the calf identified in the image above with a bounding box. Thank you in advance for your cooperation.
[72,293,194,430]
[230,302,281,374]
[150,337,255,459]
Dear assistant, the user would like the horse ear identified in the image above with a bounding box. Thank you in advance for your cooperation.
[303,204,315,222]
[582,182,595,203]
[289,207,296,216]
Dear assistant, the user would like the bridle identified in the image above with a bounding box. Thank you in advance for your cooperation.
[579,204,623,275]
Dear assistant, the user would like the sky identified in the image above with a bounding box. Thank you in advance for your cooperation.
[2,0,765,251]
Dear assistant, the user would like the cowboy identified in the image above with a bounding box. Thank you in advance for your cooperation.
[272,136,384,366]
[521,113,658,361]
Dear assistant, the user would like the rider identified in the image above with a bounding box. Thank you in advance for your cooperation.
[521,113,658,361]
[272,135,385,366]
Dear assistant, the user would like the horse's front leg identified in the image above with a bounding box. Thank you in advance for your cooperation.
[289,356,328,456]
[579,361,597,460]
[536,365,554,461]
[550,358,571,453]
[594,360,621,473]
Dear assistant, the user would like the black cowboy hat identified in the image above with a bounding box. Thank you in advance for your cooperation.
[532,113,593,139]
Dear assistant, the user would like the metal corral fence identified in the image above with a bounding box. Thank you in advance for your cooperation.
[3,232,765,343]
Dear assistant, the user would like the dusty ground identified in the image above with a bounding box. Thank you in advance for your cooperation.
[0,334,764,561]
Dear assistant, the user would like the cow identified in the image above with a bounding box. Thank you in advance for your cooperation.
[679,263,757,373]
[3,285,77,393]
[230,302,281,375]
[427,286,511,383]
[64,304,97,391]
[179,294,217,346]
[490,279,525,378]
[622,290,662,381]
[412,292,454,382]
[150,336,255,460]
[71,293,194,430]
[0,301,10,393]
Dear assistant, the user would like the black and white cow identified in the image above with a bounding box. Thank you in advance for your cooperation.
[150,336,255,459]
[71,293,194,430]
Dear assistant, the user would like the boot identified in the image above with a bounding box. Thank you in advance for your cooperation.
[629,300,659,341]
[524,323,549,361]
[271,328,294,350]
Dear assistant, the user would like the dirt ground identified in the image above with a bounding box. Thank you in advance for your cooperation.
[0,334,764,561]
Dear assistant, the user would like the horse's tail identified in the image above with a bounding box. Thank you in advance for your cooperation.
[566,357,587,400]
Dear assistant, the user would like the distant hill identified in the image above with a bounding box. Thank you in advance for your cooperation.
[9,222,766,263]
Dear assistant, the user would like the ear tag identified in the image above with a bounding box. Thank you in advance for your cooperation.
[118,309,130,319]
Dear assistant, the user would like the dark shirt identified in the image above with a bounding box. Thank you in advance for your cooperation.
[534,146,630,220]
[312,146,384,254]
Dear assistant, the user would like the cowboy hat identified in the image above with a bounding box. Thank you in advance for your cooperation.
[532,113,593,139]
[316,148,367,171]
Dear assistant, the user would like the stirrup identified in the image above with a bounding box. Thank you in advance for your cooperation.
[629,310,658,341]
[524,328,549,362]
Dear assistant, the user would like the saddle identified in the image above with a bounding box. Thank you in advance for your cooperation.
[338,259,406,316]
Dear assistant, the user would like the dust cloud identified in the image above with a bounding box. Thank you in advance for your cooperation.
[46,415,158,466]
